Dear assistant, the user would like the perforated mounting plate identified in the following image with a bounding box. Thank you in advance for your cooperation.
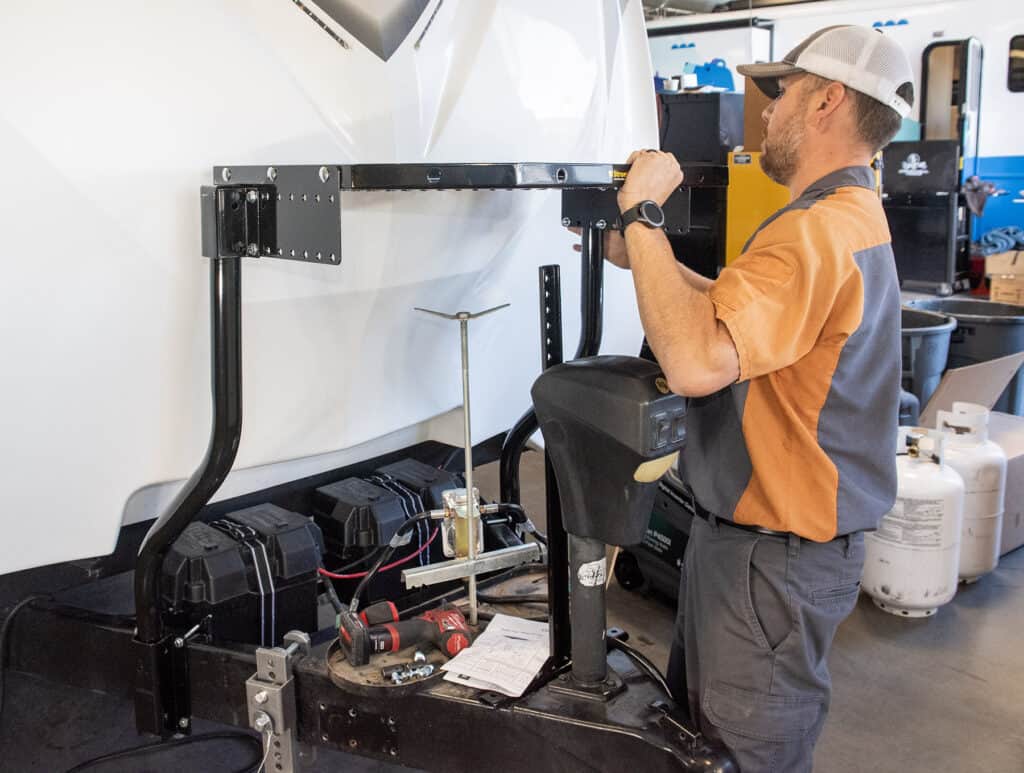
[212,165,342,265]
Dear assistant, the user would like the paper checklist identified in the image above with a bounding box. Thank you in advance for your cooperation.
[441,614,549,697]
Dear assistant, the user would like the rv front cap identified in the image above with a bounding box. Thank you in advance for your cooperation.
[738,24,914,118]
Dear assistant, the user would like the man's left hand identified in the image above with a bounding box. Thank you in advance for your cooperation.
[617,150,684,213]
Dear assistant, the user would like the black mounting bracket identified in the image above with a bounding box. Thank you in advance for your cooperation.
[198,162,728,265]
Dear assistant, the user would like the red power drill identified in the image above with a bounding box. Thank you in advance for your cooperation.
[339,603,472,667]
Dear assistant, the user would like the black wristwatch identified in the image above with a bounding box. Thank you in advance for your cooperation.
[620,200,665,230]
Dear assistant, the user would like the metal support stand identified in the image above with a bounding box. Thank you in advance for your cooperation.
[549,535,623,700]
[246,631,311,773]
[133,256,243,736]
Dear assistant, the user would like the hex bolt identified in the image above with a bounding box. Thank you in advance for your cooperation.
[254,690,269,705]
[246,190,258,204]
[173,637,184,649]
[254,711,273,734]
[246,243,259,257]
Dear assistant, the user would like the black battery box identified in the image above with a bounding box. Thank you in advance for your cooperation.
[313,477,408,551]
[161,505,323,646]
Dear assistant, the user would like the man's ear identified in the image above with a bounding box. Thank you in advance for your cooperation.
[811,81,848,127]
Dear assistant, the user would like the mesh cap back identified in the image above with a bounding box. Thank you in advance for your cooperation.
[738,25,914,118]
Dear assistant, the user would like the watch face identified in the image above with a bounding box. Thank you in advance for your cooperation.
[640,200,665,228]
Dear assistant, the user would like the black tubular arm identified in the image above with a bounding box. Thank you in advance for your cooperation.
[134,258,243,644]
[575,225,604,360]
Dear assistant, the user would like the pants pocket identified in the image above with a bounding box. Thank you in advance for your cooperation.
[702,681,823,773]
[744,537,793,652]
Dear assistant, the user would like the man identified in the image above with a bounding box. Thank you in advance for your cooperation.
[606,26,914,772]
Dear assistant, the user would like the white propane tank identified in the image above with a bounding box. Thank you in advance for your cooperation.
[863,429,966,617]
[936,402,1008,583]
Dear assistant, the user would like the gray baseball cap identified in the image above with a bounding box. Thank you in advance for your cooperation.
[737,25,914,117]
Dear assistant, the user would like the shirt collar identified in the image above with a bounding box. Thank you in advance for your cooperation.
[799,166,876,200]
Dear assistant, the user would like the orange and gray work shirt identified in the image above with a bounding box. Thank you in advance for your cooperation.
[682,165,900,542]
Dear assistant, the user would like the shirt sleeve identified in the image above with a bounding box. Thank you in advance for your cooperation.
[708,208,848,381]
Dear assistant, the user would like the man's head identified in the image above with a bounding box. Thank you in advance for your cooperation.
[738,26,915,186]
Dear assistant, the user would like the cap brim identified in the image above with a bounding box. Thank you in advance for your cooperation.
[736,61,804,98]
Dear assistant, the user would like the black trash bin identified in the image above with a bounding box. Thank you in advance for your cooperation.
[901,307,957,409]
[908,298,1024,415]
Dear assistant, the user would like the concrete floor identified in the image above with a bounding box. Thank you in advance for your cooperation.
[1,450,1022,771]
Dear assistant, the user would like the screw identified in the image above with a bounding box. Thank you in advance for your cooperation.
[173,637,184,649]
[348,708,358,718]
[221,167,232,182]
[319,166,330,183]
[246,190,258,204]
[413,651,426,663]
[247,243,259,257]
[595,219,607,230]
[561,217,571,227]
[390,747,399,757]
[348,739,358,749]
[254,690,269,704]
[318,703,327,711]
[266,166,278,181]
[178,717,190,729]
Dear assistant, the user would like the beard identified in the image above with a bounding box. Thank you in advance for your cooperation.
[759,111,805,186]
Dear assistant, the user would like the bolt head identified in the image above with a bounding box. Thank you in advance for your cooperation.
[319,166,330,183]
[413,651,426,663]
[595,219,608,230]
[561,217,572,227]
[221,167,232,182]
[178,717,190,729]
[173,638,184,649]
[348,708,358,718]
[254,690,269,704]
[266,166,278,181]
[247,243,259,257]
[246,190,258,204]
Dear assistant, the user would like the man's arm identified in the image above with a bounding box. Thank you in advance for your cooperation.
[675,261,715,293]
[625,225,738,396]
[618,150,738,397]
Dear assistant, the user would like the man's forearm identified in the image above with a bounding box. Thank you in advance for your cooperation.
[625,225,738,396]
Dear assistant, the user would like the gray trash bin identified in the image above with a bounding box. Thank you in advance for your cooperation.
[901,307,956,409]
[908,298,1024,415]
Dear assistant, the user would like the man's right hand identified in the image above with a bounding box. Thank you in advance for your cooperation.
[568,227,630,270]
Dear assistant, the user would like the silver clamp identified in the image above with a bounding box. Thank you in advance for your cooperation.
[246,630,311,773]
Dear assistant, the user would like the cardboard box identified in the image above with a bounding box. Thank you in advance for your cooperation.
[985,250,1024,306]
[989,411,1024,556]
[742,76,772,152]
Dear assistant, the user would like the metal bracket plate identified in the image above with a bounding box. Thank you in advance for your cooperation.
[317,701,400,761]
[208,166,342,265]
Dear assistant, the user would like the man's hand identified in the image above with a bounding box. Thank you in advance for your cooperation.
[568,227,629,269]
[617,150,684,213]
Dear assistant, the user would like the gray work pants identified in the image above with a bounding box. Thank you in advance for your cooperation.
[667,515,864,772]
